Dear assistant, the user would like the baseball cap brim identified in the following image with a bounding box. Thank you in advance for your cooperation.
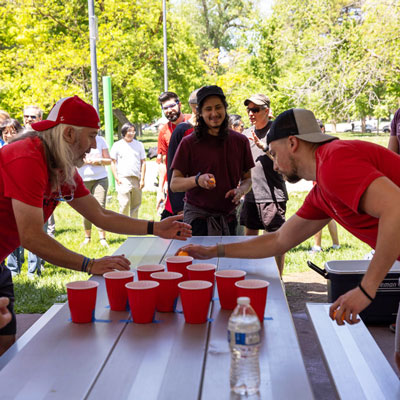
[31,120,59,132]
[293,132,337,143]
[244,95,269,107]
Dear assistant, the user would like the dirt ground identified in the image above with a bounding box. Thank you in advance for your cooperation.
[283,270,329,313]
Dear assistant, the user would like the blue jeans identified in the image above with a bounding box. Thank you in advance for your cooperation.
[6,248,42,276]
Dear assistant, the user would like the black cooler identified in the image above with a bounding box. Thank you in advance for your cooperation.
[307,260,400,324]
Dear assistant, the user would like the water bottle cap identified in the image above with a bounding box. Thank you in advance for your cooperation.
[237,297,250,306]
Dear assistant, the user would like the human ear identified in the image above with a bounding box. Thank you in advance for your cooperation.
[62,126,76,144]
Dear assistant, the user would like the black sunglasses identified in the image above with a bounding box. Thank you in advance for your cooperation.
[246,107,261,114]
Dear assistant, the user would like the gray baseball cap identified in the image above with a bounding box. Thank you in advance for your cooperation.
[188,89,200,105]
[244,94,270,108]
[267,109,338,145]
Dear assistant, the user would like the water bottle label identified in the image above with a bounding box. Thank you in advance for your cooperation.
[228,330,261,345]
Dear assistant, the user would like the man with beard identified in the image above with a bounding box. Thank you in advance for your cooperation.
[0,96,191,354]
[170,85,254,235]
[178,108,400,326]
[156,92,190,216]
[240,94,288,275]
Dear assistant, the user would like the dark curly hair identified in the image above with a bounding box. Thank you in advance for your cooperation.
[194,96,229,143]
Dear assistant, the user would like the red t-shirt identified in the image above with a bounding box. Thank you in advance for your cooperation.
[297,139,400,252]
[0,137,89,262]
[171,130,254,214]
[157,114,191,156]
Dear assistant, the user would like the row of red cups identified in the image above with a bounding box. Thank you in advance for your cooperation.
[66,260,269,324]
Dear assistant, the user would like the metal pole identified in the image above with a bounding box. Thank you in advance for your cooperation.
[103,76,115,190]
[162,0,168,92]
[88,0,99,113]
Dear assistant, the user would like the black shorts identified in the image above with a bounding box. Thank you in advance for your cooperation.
[240,201,286,232]
[0,262,16,335]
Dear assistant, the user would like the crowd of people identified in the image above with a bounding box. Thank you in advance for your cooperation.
[1,86,400,352]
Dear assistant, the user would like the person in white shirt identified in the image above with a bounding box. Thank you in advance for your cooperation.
[78,134,111,247]
[110,123,146,218]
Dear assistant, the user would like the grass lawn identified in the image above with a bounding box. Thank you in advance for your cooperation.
[12,133,387,313]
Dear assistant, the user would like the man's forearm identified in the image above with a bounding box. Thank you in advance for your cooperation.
[238,177,252,196]
[21,232,86,271]
[170,175,196,192]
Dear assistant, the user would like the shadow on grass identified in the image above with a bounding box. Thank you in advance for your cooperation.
[55,227,80,235]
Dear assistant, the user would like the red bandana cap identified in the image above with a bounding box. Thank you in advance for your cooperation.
[31,96,100,132]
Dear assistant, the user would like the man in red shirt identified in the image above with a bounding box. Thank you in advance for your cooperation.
[156,91,190,217]
[179,108,400,326]
[0,96,191,354]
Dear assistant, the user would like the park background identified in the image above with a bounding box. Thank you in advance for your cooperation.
[0,0,399,313]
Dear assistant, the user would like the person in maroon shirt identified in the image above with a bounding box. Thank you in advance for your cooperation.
[178,108,400,326]
[0,96,191,354]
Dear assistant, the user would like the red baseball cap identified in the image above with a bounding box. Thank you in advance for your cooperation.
[31,96,100,131]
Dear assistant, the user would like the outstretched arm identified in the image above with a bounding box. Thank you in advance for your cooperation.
[330,176,400,325]
[178,214,329,260]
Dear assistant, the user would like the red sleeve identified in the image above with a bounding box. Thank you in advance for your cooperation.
[157,125,166,155]
[2,157,48,208]
[296,186,330,220]
[317,144,383,213]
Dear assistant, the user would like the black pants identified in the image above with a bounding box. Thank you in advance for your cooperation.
[191,217,237,236]
[0,262,16,335]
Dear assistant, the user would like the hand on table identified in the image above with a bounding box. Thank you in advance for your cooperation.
[0,297,12,329]
[90,255,131,275]
[329,286,372,325]
[175,244,215,259]
[155,214,192,240]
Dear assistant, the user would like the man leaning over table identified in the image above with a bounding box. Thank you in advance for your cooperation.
[0,96,191,355]
[178,108,400,326]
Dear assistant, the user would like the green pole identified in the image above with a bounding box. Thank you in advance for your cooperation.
[103,76,115,190]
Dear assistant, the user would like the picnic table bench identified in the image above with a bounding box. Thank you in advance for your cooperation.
[0,236,314,399]
[306,303,400,400]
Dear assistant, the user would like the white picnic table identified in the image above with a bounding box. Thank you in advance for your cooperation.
[0,236,314,399]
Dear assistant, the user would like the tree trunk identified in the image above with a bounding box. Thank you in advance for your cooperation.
[113,108,130,140]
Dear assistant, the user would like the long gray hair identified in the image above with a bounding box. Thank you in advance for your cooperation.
[11,124,83,191]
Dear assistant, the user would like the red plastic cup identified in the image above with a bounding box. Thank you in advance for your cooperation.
[150,271,183,312]
[126,281,159,324]
[178,280,213,324]
[165,256,193,280]
[103,271,134,311]
[66,280,99,323]
[235,279,270,322]
[187,264,216,285]
[136,264,165,281]
[215,269,246,310]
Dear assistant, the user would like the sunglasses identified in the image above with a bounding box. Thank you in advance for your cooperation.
[162,101,179,111]
[24,115,38,119]
[246,107,261,114]
[54,189,74,202]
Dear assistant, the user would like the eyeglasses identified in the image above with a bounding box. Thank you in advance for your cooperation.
[24,115,38,119]
[162,101,179,111]
[246,107,261,114]
[54,189,74,202]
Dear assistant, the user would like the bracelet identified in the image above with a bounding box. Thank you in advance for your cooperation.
[147,220,154,235]
[87,259,95,275]
[217,243,225,258]
[195,172,201,187]
[358,282,374,302]
[81,257,90,272]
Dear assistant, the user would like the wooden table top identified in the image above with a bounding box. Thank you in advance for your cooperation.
[0,236,314,399]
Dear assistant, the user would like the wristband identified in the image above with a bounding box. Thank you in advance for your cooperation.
[81,257,90,272]
[195,172,201,187]
[87,259,95,275]
[217,243,225,258]
[358,282,374,302]
[147,220,154,235]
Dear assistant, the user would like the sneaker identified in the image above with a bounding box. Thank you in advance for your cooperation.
[308,245,322,254]
[81,237,91,246]
[100,239,109,248]
[390,323,396,333]
[331,244,341,250]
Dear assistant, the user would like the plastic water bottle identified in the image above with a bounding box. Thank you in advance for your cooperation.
[228,296,261,395]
